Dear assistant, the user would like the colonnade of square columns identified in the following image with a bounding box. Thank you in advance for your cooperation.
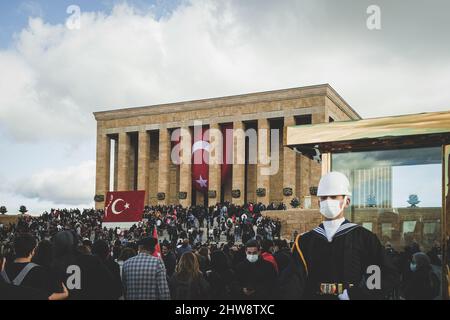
[95,115,323,209]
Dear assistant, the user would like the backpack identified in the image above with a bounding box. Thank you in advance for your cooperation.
[173,276,208,300]
[0,263,38,286]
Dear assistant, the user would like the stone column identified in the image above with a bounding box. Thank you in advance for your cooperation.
[117,131,130,191]
[208,123,222,205]
[95,128,110,210]
[321,153,331,176]
[128,135,137,191]
[113,137,118,191]
[257,119,270,205]
[137,130,150,204]
[179,127,192,207]
[232,121,245,205]
[158,127,170,205]
[283,116,296,206]
[310,109,326,208]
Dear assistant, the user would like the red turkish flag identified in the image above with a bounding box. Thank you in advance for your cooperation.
[191,124,233,193]
[192,126,209,193]
[104,191,145,223]
[152,227,161,258]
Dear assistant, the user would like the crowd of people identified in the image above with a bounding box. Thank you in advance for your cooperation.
[0,202,287,300]
[0,198,445,300]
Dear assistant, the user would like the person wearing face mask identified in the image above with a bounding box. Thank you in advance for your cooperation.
[402,252,440,300]
[291,171,399,300]
[234,240,277,300]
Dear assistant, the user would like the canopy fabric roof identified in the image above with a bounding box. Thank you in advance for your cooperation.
[285,111,450,156]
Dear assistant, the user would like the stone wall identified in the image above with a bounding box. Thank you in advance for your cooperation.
[263,209,323,240]
[0,215,20,226]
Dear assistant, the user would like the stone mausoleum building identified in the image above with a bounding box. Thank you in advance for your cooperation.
[93,84,361,211]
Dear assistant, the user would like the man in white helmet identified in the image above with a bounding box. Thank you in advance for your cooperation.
[291,171,399,300]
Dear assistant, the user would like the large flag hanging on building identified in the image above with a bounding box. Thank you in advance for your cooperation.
[190,124,233,193]
[104,191,145,223]
[192,126,210,192]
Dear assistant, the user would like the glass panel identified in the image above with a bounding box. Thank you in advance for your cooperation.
[333,147,442,253]
[362,222,373,232]
[332,147,444,298]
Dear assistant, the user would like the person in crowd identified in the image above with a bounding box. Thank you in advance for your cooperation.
[205,250,236,300]
[176,239,192,261]
[0,251,68,300]
[169,252,210,300]
[82,239,93,254]
[427,240,442,267]
[92,239,123,297]
[234,240,277,300]
[161,243,176,278]
[222,244,233,268]
[273,240,302,299]
[122,237,170,300]
[231,245,246,269]
[2,233,53,295]
[32,239,63,296]
[112,239,122,261]
[402,252,440,300]
[52,230,122,300]
[117,247,137,277]
[261,239,278,274]
[197,246,210,275]
[291,172,400,300]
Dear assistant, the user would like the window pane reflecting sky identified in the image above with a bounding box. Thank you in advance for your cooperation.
[332,147,442,208]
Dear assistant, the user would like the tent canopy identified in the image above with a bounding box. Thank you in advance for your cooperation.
[285,111,450,158]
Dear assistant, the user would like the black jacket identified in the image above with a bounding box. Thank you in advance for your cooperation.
[205,268,235,300]
[52,231,122,300]
[234,257,277,300]
[403,267,440,300]
[0,278,48,300]
[162,252,176,278]
[274,249,303,300]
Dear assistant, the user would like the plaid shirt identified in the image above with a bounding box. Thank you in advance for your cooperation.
[122,253,170,300]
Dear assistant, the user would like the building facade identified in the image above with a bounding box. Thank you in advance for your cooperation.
[93,84,360,210]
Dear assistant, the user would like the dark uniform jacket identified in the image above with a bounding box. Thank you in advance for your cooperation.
[291,220,399,300]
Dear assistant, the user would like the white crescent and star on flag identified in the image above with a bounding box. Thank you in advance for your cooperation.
[192,140,210,153]
[192,139,209,188]
[111,198,130,215]
[106,195,130,216]
[196,175,208,188]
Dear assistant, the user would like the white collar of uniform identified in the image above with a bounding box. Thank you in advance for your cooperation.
[323,217,346,242]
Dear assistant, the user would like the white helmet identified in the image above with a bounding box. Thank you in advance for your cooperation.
[317,171,351,197]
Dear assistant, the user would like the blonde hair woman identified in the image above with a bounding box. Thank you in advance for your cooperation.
[169,252,210,300]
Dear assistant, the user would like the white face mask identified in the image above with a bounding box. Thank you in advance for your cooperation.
[246,254,258,263]
[320,196,346,219]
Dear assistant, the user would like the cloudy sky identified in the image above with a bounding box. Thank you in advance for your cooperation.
[0,0,449,214]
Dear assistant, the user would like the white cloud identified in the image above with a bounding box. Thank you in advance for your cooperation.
[1,0,449,207]
[18,1,44,18]
[15,161,95,205]
[1,0,449,144]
